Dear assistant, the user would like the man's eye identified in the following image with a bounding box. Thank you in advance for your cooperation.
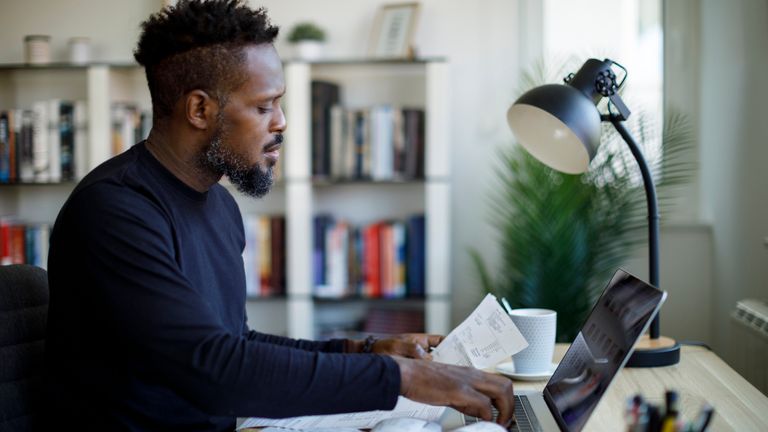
[258,106,273,114]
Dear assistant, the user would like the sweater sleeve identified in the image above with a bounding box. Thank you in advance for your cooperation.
[242,321,347,353]
[70,183,400,418]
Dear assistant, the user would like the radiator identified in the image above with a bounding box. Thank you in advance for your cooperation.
[730,299,768,395]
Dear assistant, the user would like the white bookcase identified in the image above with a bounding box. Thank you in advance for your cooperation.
[279,59,452,339]
[0,59,452,340]
[0,63,148,222]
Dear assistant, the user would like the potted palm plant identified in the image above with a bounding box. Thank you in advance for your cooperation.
[471,60,694,342]
[287,22,326,60]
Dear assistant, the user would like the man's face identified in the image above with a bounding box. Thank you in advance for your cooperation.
[202,43,286,198]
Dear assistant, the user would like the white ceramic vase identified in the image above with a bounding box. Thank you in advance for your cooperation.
[293,40,324,61]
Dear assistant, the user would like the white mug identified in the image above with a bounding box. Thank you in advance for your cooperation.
[508,308,557,374]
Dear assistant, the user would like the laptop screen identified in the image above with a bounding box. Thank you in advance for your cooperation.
[542,269,665,432]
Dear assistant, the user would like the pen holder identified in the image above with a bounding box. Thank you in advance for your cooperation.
[625,390,714,432]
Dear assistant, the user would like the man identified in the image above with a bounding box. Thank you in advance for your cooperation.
[45,1,514,430]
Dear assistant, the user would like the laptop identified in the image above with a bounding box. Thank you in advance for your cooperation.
[439,268,667,431]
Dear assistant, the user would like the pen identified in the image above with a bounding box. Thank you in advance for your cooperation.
[647,405,661,432]
[693,404,714,432]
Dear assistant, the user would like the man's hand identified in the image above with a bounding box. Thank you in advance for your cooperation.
[371,334,444,359]
[392,356,516,428]
[347,334,444,359]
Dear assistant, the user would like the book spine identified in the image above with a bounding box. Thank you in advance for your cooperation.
[47,100,62,182]
[364,223,381,297]
[73,101,88,180]
[59,102,75,180]
[32,102,49,182]
[311,81,340,178]
[8,110,17,182]
[407,214,426,297]
[380,223,394,297]
[0,219,11,265]
[258,216,272,296]
[18,110,34,183]
[393,221,407,298]
[242,215,259,297]
[37,224,49,269]
[0,111,9,183]
[270,216,286,296]
[10,224,25,264]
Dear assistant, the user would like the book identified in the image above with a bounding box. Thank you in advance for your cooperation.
[257,216,272,296]
[370,105,394,181]
[313,214,334,290]
[47,100,63,182]
[0,111,10,183]
[17,110,34,183]
[31,101,49,182]
[73,101,88,180]
[270,216,286,296]
[406,214,426,297]
[311,81,340,178]
[364,222,383,297]
[403,108,426,179]
[242,215,260,296]
[329,104,346,179]
[58,101,75,181]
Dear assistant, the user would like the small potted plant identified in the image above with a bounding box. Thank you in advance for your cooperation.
[287,22,326,60]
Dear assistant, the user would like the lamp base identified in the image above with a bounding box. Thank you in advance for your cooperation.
[626,335,681,368]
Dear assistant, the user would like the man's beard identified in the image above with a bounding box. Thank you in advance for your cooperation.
[202,128,276,198]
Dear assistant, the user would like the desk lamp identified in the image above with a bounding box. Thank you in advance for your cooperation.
[506,58,680,367]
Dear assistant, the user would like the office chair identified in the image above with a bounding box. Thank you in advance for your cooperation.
[0,264,49,431]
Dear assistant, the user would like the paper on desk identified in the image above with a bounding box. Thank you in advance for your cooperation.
[237,396,446,430]
[431,293,528,369]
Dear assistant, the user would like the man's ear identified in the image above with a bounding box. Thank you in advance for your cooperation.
[184,89,219,130]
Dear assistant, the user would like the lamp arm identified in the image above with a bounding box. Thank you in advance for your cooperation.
[606,115,661,340]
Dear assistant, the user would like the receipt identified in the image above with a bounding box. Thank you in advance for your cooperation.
[238,397,445,430]
[432,294,528,369]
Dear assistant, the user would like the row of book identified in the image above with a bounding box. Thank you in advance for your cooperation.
[242,215,286,298]
[0,101,151,184]
[111,103,151,157]
[313,214,426,299]
[312,81,426,181]
[0,220,49,267]
[0,101,87,183]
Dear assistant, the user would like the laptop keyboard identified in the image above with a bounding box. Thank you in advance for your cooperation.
[463,395,543,431]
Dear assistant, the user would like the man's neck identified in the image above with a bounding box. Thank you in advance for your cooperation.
[145,130,221,193]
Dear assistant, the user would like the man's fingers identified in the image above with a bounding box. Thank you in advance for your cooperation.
[406,343,430,359]
[426,334,444,348]
[471,373,515,426]
[459,390,494,421]
[492,394,515,427]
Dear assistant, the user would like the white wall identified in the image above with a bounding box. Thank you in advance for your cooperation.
[697,0,768,357]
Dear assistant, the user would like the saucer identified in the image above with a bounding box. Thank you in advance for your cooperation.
[495,362,558,381]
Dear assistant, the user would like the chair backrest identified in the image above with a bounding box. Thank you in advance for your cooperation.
[0,264,49,431]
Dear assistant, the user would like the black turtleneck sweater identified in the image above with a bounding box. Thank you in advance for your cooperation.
[44,142,400,431]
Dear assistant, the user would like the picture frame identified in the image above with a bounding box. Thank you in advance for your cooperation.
[368,2,421,59]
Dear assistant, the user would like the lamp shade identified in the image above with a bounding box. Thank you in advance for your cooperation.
[507,84,601,174]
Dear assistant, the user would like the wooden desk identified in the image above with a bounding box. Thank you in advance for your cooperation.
[243,345,768,431]
[509,344,768,431]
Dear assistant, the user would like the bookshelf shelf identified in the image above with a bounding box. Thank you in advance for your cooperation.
[310,178,426,186]
[246,295,288,301]
[0,62,139,72]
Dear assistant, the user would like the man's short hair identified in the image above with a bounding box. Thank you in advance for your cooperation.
[134,0,279,122]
